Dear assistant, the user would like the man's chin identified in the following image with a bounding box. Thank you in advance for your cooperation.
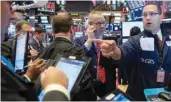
[145,27,152,31]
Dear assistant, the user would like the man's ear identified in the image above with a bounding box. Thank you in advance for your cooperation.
[160,13,164,23]
[70,26,74,33]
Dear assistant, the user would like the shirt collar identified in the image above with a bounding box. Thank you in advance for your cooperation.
[156,29,162,41]
[33,36,40,44]
[55,36,71,42]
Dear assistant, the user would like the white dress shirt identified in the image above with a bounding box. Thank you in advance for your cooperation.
[156,29,162,41]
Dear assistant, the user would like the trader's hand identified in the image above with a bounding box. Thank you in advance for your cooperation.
[92,39,121,60]
[29,48,39,57]
[41,67,68,89]
[25,58,46,80]
[86,25,96,44]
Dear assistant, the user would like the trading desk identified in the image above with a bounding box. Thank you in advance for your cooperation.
[144,88,170,101]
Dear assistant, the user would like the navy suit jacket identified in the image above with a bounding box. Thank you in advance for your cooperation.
[74,36,116,95]
[74,36,98,79]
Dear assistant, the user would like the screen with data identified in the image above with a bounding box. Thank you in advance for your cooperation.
[15,34,27,71]
[112,93,131,101]
[122,21,143,37]
[55,57,85,92]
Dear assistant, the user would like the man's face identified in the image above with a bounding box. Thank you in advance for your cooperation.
[120,16,125,22]
[89,14,105,38]
[37,32,45,41]
[1,1,11,41]
[21,24,33,32]
[142,5,163,33]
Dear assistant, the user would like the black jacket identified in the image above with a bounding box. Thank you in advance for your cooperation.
[28,38,44,52]
[39,37,96,101]
[1,63,38,101]
[1,63,69,101]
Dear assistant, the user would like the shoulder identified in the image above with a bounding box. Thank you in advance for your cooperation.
[28,38,35,44]
[43,91,69,101]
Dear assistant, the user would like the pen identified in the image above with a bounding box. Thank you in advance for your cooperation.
[24,60,47,68]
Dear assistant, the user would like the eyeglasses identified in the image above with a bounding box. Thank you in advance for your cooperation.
[89,21,105,26]
[142,12,160,17]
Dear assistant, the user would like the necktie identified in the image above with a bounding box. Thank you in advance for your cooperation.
[154,34,162,53]
[38,41,41,47]
[96,43,106,83]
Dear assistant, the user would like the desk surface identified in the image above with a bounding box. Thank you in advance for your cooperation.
[144,88,170,101]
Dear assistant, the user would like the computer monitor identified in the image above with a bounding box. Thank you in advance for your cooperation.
[38,54,91,101]
[100,89,134,101]
[14,32,29,73]
[40,16,49,24]
[44,24,52,33]
[8,23,15,38]
[74,32,84,38]
[122,38,129,43]
[122,21,144,37]
[55,57,85,92]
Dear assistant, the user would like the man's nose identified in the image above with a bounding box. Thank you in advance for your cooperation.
[100,23,105,28]
[146,14,151,20]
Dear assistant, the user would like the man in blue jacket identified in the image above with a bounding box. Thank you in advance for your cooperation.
[93,3,171,100]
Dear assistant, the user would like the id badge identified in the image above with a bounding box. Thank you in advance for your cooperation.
[156,70,165,83]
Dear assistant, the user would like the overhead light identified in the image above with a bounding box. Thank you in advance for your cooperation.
[30,16,35,19]
[102,11,121,16]
[73,19,82,21]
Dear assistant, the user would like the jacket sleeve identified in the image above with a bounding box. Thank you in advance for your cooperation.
[74,37,91,55]
[28,39,38,51]
[43,91,69,101]
[119,36,140,67]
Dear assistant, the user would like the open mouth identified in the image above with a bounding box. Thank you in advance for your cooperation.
[147,22,151,25]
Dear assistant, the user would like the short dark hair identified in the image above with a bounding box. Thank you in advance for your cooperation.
[52,15,73,34]
[130,26,141,36]
[34,28,45,34]
[15,20,31,32]
[57,11,70,16]
[143,2,162,14]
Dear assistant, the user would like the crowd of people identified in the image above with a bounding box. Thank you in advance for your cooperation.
[1,1,171,101]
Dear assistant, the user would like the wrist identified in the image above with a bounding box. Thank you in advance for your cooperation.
[86,39,92,44]
[24,74,32,82]
[25,71,33,80]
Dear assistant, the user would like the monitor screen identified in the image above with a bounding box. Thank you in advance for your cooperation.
[37,1,56,14]
[74,32,84,38]
[55,57,85,92]
[8,23,15,38]
[122,38,128,43]
[122,21,143,37]
[112,93,131,101]
[45,24,52,32]
[41,16,49,23]
[15,34,27,71]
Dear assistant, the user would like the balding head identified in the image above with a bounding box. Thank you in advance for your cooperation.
[88,11,104,23]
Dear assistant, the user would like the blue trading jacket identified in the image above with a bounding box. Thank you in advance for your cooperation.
[119,25,171,101]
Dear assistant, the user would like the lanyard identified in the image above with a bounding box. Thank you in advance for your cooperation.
[1,56,15,72]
